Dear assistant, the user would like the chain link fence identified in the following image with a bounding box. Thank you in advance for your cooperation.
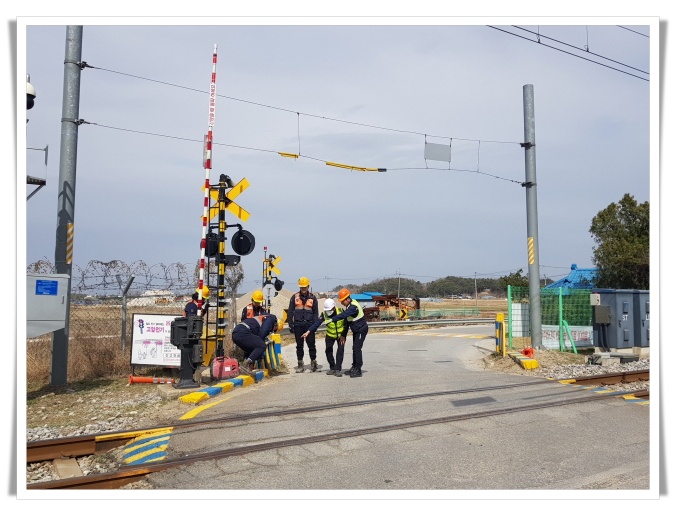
[507,286,593,352]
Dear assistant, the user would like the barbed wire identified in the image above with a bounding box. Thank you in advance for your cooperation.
[27,258,201,295]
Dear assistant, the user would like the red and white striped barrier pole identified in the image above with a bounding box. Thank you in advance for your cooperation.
[128,375,175,385]
[197,44,218,316]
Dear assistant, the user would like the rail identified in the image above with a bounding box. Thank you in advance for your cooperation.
[281,318,495,334]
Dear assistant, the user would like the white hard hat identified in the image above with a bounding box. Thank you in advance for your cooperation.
[323,299,336,312]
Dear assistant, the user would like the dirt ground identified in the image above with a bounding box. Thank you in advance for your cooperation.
[480,346,589,376]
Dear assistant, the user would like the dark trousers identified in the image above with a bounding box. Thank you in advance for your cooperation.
[325,336,345,370]
[232,328,266,363]
[293,326,317,361]
[351,328,368,369]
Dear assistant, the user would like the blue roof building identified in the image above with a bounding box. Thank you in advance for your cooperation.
[544,264,597,291]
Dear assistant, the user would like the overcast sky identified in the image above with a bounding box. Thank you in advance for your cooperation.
[19,19,656,296]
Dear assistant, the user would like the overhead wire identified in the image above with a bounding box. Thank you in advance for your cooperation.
[510,25,649,76]
[84,63,525,184]
[486,26,649,81]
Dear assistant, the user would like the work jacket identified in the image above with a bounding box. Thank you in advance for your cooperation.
[287,291,318,326]
[241,303,266,321]
[330,299,368,334]
[306,307,348,338]
[234,314,278,340]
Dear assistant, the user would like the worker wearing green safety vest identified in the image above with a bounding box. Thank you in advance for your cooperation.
[302,298,349,376]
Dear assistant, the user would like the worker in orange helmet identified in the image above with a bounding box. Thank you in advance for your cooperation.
[318,288,368,378]
[241,290,267,321]
[288,276,320,372]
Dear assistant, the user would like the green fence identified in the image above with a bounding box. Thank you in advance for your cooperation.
[507,286,593,352]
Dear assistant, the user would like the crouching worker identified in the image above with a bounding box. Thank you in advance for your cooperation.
[302,299,348,376]
[232,314,278,376]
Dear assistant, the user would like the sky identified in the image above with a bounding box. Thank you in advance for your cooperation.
[18,18,657,296]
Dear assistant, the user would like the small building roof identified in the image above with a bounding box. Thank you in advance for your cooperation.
[544,263,597,290]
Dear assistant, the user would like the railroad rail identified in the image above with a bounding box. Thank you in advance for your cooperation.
[26,370,648,490]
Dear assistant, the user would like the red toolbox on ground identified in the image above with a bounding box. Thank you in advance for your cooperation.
[211,356,240,380]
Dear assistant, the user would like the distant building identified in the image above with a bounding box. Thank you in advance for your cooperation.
[544,264,597,291]
[351,292,384,309]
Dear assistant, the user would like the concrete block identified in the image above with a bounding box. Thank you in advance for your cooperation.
[53,458,83,479]
[156,383,202,400]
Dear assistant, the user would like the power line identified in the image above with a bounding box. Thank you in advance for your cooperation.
[89,64,521,145]
[618,26,650,37]
[86,121,523,185]
[486,26,649,81]
[511,25,649,75]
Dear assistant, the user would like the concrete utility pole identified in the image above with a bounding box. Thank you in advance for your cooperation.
[51,26,83,386]
[522,84,542,349]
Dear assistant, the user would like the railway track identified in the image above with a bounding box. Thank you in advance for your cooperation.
[26,370,649,490]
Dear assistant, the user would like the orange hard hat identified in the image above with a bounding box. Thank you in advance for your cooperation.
[338,288,351,302]
[252,290,264,303]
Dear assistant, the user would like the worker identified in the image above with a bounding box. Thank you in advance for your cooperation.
[241,290,266,321]
[327,288,368,378]
[184,286,210,317]
[301,298,348,377]
[287,276,320,372]
[231,314,279,377]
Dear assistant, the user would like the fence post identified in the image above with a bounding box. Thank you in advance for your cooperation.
[117,275,135,351]
[558,287,564,352]
[507,286,513,350]
[495,313,505,355]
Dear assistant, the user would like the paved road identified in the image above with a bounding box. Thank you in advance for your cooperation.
[145,325,652,497]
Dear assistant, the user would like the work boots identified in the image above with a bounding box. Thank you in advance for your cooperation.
[295,360,304,373]
[311,360,318,372]
[239,359,254,377]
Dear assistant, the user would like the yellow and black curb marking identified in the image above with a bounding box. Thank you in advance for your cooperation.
[507,351,539,370]
[121,372,269,465]
[554,378,649,406]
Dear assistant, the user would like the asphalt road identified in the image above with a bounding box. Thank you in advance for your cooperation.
[143,325,652,498]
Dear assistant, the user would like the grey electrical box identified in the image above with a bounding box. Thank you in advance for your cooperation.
[633,290,650,347]
[593,305,612,325]
[592,288,647,351]
[26,273,70,338]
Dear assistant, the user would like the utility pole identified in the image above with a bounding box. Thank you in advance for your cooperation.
[397,270,401,299]
[522,84,543,349]
[51,26,83,386]
[474,272,478,313]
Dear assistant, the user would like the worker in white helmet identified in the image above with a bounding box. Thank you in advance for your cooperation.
[302,298,348,376]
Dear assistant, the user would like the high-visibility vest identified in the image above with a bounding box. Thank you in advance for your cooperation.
[245,303,264,319]
[294,293,314,310]
[346,299,365,322]
[324,307,345,338]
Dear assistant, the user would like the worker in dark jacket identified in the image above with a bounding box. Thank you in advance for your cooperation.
[241,290,266,321]
[302,298,349,376]
[328,288,368,378]
[287,277,319,372]
[231,314,278,376]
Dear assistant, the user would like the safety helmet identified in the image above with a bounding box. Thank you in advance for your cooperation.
[323,298,336,313]
[338,288,351,302]
[197,285,210,298]
[298,277,310,288]
[252,290,264,303]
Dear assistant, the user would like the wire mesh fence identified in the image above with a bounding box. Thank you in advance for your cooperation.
[507,286,593,352]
